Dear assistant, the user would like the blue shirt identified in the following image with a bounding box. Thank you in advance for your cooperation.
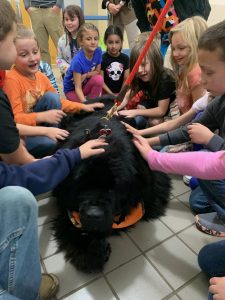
[63,47,102,93]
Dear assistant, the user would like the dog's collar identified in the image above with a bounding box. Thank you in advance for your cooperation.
[68,201,144,230]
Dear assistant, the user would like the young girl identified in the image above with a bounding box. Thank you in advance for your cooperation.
[3,26,104,158]
[169,16,208,114]
[118,34,176,129]
[63,23,104,103]
[56,5,85,78]
[101,25,129,95]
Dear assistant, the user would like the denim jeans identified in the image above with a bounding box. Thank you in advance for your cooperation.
[0,186,40,300]
[198,240,225,300]
[26,91,61,158]
[189,179,225,218]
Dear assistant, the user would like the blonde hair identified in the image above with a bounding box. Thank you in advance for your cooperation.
[77,23,99,46]
[16,24,39,46]
[169,16,207,91]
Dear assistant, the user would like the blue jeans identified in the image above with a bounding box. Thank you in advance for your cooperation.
[189,179,225,218]
[134,116,147,129]
[0,187,40,300]
[26,91,62,158]
[198,240,225,300]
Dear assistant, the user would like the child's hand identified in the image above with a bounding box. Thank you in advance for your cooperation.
[187,123,214,145]
[38,110,66,124]
[209,277,225,299]
[121,121,140,135]
[132,134,153,161]
[82,103,104,112]
[119,110,137,118]
[45,128,70,141]
[79,139,108,159]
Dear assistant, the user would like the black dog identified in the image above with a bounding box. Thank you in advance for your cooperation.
[52,97,171,273]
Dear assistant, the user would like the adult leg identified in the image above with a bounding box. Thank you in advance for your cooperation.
[44,8,63,51]
[124,19,140,48]
[29,8,51,65]
[83,75,104,99]
[0,187,40,300]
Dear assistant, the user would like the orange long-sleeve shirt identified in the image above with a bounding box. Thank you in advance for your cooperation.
[3,67,84,126]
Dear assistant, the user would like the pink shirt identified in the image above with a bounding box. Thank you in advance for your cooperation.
[147,150,225,180]
[176,64,202,114]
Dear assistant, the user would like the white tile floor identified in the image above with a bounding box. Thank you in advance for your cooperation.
[37,176,224,300]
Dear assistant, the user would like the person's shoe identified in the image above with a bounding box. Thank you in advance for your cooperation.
[195,212,225,237]
[39,273,59,300]
[183,175,192,185]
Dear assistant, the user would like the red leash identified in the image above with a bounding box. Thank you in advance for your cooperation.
[115,0,174,104]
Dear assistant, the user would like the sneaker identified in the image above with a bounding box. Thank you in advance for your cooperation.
[183,175,192,185]
[195,212,225,237]
[39,273,59,300]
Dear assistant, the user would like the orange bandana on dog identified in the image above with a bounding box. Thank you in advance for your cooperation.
[69,202,144,229]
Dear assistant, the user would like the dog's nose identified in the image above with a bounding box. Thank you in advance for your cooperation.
[85,206,104,221]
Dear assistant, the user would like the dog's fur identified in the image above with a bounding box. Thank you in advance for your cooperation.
[52,97,171,273]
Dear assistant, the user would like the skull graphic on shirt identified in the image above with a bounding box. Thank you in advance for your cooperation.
[106,62,124,81]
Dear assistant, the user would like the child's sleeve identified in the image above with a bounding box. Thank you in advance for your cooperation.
[61,98,85,114]
[3,77,38,126]
[39,61,59,93]
[147,150,225,180]
[56,36,70,75]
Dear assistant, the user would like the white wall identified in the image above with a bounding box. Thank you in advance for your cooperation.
[64,0,81,7]
[208,0,225,25]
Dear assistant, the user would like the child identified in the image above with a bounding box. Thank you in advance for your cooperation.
[118,35,176,129]
[3,26,104,158]
[63,23,104,103]
[56,5,85,78]
[135,20,225,237]
[101,25,129,95]
[169,16,207,114]
[132,134,225,300]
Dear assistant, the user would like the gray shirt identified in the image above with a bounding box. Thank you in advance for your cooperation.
[159,95,225,152]
[24,0,63,9]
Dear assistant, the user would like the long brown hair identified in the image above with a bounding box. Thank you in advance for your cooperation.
[129,37,164,99]
[63,5,85,45]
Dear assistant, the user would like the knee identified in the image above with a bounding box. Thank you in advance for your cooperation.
[43,92,62,109]
[148,118,163,127]
[0,187,38,217]
[92,75,104,86]
[198,244,214,276]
